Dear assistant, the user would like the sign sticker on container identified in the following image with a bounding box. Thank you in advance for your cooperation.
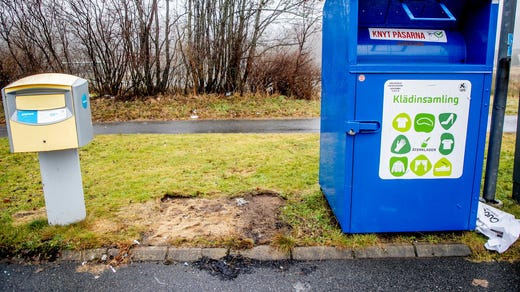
[369,28,448,43]
[379,80,471,180]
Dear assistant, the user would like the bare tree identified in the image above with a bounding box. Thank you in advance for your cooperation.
[244,0,322,99]
[0,0,320,98]
[287,0,322,99]
[0,0,73,78]
[120,0,178,97]
[181,0,312,95]
[66,0,129,97]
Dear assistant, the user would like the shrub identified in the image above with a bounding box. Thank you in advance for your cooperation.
[248,50,320,100]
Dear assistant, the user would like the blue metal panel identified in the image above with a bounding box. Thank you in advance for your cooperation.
[320,0,355,230]
[320,0,499,233]
[350,73,488,232]
[358,29,467,64]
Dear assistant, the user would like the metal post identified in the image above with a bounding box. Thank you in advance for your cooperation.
[39,149,86,225]
[483,0,517,203]
[514,101,520,202]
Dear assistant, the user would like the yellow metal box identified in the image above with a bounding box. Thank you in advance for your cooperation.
[2,73,93,152]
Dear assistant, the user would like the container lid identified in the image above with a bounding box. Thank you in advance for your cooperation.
[4,73,83,90]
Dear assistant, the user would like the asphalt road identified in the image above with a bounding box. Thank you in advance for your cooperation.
[0,116,517,137]
[93,118,320,135]
[1,258,518,291]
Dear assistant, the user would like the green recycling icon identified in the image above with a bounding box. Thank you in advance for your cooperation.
[391,135,411,154]
[410,155,432,176]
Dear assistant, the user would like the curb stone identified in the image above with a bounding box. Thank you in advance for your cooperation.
[293,246,353,260]
[60,250,82,261]
[202,248,228,260]
[78,248,107,262]
[166,248,202,262]
[236,246,289,261]
[354,244,416,259]
[59,243,472,262]
[415,243,471,258]
[132,246,168,261]
[107,248,120,258]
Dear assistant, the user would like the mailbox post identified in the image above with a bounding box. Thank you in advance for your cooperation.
[2,73,93,225]
[320,0,499,233]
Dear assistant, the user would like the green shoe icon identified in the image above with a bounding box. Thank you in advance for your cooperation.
[414,113,435,133]
[391,135,411,154]
[390,157,408,177]
[439,113,457,130]
[410,155,432,176]
[433,158,452,177]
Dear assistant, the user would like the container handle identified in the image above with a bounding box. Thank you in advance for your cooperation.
[401,2,456,22]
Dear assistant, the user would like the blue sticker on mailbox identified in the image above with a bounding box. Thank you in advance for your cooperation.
[17,110,38,124]
[82,93,88,109]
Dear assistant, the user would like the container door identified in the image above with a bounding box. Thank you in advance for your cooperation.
[349,73,486,233]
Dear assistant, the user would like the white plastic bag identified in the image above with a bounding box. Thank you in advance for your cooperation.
[476,202,520,253]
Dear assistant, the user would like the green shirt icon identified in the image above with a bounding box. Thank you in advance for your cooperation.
[393,113,412,132]
[439,133,455,155]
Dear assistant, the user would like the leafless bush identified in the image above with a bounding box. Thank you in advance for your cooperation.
[0,0,322,100]
[0,0,68,79]
[249,49,320,100]
[0,47,34,87]
[0,50,14,88]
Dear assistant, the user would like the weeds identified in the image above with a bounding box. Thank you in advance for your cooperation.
[87,94,320,123]
[271,233,296,256]
[1,133,519,261]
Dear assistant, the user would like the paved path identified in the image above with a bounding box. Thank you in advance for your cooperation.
[0,116,517,137]
[93,118,320,135]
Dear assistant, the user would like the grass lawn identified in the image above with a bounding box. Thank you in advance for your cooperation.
[1,133,519,261]
[1,94,320,126]
[88,94,320,123]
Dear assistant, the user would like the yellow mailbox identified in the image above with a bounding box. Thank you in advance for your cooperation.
[2,73,93,153]
[2,73,93,225]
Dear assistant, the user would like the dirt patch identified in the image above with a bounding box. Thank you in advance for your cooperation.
[12,208,47,225]
[116,190,288,246]
[238,193,288,244]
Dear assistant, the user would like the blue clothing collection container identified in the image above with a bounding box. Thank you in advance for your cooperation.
[320,0,499,233]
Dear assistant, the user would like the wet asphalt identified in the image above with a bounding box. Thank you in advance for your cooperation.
[1,258,519,291]
[92,118,320,135]
[0,116,517,137]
